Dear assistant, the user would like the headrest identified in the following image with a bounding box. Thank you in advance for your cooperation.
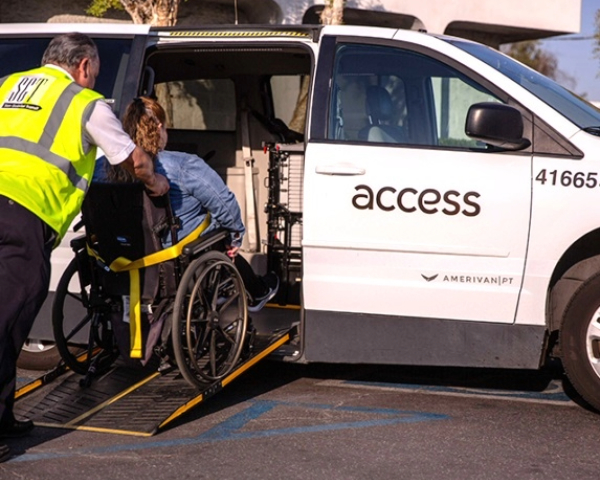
[366,86,394,124]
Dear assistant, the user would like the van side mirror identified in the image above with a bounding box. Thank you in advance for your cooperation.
[465,102,531,151]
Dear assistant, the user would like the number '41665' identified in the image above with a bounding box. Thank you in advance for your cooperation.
[535,169,598,188]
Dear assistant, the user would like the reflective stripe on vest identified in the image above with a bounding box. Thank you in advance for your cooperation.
[0,81,88,192]
[0,136,87,191]
[0,66,103,239]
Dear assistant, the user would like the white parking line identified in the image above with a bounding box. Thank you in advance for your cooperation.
[318,379,576,407]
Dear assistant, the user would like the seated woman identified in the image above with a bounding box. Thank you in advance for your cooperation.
[96,96,278,312]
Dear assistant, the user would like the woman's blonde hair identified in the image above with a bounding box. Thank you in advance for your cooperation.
[107,96,167,182]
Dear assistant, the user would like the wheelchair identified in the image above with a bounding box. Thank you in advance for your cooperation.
[52,182,249,389]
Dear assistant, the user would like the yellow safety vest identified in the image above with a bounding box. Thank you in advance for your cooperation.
[0,66,104,241]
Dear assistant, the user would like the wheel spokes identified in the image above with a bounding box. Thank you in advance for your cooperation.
[221,319,241,345]
[63,312,93,343]
[53,257,119,376]
[174,254,248,386]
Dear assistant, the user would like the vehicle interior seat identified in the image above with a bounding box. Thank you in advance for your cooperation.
[359,85,405,143]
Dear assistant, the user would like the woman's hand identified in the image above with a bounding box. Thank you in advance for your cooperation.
[146,173,170,196]
[226,245,239,258]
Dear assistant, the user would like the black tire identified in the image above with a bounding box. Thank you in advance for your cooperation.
[17,340,61,370]
[52,257,119,375]
[172,251,248,387]
[560,272,600,412]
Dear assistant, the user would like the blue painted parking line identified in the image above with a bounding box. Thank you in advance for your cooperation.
[11,399,448,463]
[195,400,448,442]
[319,379,573,404]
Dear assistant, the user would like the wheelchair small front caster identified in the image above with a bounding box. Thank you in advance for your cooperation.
[242,324,257,359]
[79,360,98,387]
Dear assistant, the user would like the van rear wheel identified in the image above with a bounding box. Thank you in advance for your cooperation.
[560,272,600,412]
[17,340,61,370]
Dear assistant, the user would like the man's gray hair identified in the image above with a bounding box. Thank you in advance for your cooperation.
[41,32,99,69]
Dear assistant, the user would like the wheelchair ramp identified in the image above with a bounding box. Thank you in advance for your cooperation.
[14,329,293,437]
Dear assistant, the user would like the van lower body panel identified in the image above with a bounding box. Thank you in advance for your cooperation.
[303,310,546,369]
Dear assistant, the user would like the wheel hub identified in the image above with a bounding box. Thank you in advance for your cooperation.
[585,306,600,378]
[208,310,220,325]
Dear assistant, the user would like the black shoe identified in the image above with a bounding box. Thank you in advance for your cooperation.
[0,418,34,438]
[0,444,10,463]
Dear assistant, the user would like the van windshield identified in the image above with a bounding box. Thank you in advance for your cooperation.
[447,38,600,131]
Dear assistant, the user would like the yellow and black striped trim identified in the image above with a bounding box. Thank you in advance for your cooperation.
[33,422,155,437]
[15,349,99,400]
[26,331,292,437]
[166,30,312,38]
[157,331,292,431]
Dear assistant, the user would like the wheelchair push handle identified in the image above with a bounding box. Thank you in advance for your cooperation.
[73,219,85,232]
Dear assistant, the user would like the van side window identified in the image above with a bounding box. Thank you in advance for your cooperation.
[270,75,304,127]
[0,38,133,113]
[267,74,308,140]
[156,79,236,131]
[329,43,502,149]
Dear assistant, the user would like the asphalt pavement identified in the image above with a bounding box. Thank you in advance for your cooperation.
[3,360,600,480]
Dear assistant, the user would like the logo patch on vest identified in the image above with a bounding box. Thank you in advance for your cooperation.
[1,75,53,111]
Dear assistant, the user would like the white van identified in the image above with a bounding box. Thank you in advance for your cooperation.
[3,23,600,411]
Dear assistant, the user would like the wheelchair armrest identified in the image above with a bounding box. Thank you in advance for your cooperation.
[182,228,230,257]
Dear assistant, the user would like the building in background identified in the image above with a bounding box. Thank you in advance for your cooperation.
[0,0,581,48]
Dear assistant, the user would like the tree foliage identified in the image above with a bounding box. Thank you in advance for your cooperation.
[87,0,180,26]
[86,0,122,18]
[503,40,558,79]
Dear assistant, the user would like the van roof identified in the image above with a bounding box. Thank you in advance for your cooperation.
[0,23,434,43]
[0,23,151,36]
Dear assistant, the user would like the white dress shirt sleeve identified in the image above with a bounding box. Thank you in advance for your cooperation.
[84,101,135,165]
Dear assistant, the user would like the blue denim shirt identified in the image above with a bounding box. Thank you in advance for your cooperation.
[155,151,245,247]
[93,152,245,248]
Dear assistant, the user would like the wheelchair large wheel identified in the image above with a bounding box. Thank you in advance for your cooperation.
[172,251,248,387]
[52,256,119,376]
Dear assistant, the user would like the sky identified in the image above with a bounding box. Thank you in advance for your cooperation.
[539,0,600,100]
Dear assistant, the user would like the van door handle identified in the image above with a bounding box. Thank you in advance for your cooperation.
[315,165,366,176]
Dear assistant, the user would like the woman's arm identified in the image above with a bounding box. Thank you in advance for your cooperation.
[183,155,246,247]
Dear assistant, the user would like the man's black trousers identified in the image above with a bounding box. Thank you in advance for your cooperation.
[0,194,54,428]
